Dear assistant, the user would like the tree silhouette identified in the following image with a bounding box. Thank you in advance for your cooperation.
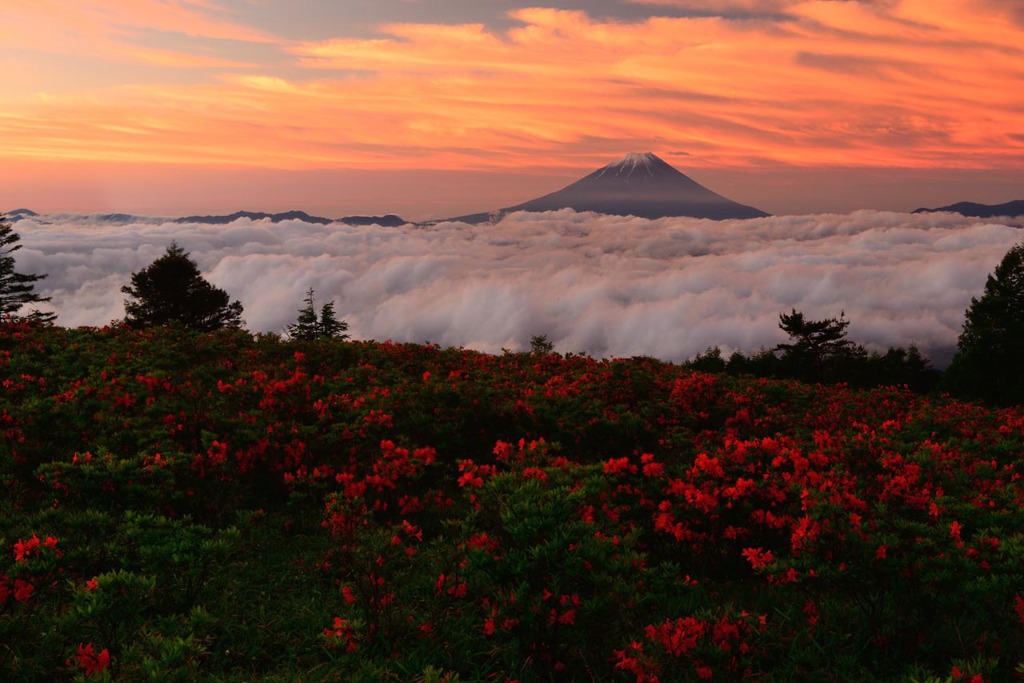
[286,287,348,341]
[122,243,243,331]
[945,241,1024,405]
[529,334,555,355]
[288,288,319,340]
[776,309,855,381]
[318,300,348,339]
[1,214,53,320]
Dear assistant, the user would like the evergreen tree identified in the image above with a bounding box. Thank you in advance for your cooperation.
[874,345,938,393]
[318,300,349,340]
[121,243,244,331]
[0,214,53,320]
[776,309,855,381]
[529,334,555,355]
[726,348,782,378]
[287,288,320,340]
[286,288,348,341]
[687,346,727,373]
[945,241,1024,405]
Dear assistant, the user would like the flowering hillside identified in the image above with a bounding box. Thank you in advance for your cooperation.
[2,318,1023,681]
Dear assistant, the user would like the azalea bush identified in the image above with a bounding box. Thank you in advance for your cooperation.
[2,316,1024,680]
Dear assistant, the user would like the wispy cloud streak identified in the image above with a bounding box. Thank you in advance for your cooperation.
[3,2,1024,176]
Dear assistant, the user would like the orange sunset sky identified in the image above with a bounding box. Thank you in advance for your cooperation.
[2,0,1024,220]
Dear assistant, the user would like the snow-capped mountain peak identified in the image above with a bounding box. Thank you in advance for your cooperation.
[445,152,769,223]
[598,152,662,180]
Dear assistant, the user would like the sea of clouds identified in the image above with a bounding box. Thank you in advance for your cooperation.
[12,209,1023,366]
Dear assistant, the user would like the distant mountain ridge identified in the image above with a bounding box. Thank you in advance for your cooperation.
[339,215,406,227]
[913,199,1024,218]
[5,208,39,221]
[447,152,769,223]
[177,211,406,226]
[4,209,407,227]
[175,210,334,225]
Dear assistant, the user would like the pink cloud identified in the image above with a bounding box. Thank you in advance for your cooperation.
[1,1,1023,177]
[0,0,277,63]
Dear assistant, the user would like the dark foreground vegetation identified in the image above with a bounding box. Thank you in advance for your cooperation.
[3,318,1024,681]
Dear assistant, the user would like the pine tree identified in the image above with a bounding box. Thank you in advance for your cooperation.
[776,309,855,381]
[287,288,321,341]
[0,214,53,320]
[121,243,244,331]
[286,288,348,341]
[529,335,555,355]
[945,241,1024,405]
[318,300,349,340]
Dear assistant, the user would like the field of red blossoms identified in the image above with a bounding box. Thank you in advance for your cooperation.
[2,317,1024,681]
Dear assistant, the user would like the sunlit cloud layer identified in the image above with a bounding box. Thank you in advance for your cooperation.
[2,0,1024,183]
[15,211,1022,365]
[0,0,277,55]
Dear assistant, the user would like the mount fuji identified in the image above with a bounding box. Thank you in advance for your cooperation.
[448,152,769,223]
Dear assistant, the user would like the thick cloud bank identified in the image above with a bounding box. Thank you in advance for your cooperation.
[13,210,1022,366]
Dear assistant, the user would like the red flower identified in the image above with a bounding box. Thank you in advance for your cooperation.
[207,440,228,466]
[711,617,741,651]
[789,515,820,554]
[399,520,423,541]
[75,643,111,676]
[613,641,660,683]
[802,600,819,626]
[645,617,705,656]
[14,535,39,561]
[457,459,493,488]
[641,454,664,478]
[465,532,501,557]
[950,521,964,548]
[521,466,548,481]
[550,606,577,625]
[603,457,637,475]
[14,534,60,561]
[434,573,467,598]
[323,617,359,653]
[13,579,34,602]
[693,453,725,478]
[741,547,774,570]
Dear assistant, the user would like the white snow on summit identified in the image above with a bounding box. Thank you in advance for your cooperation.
[597,152,661,180]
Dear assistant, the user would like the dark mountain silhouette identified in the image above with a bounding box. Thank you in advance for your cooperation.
[4,209,40,222]
[5,209,408,227]
[175,210,334,225]
[913,199,1024,218]
[4,209,141,224]
[175,210,408,226]
[339,215,406,227]
[447,152,769,223]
